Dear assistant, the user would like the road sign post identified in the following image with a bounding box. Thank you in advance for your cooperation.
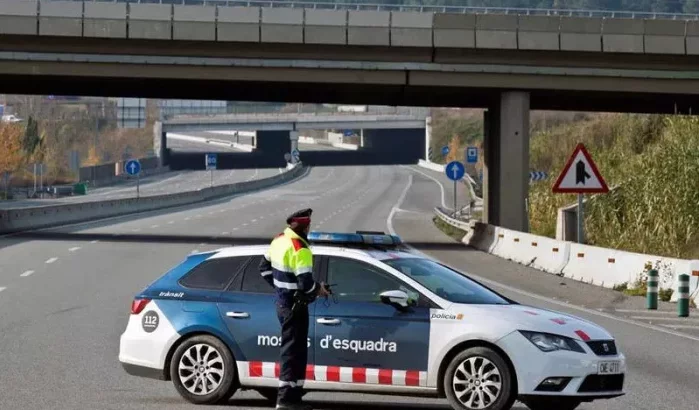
[552,143,609,244]
[445,161,465,218]
[124,159,141,199]
[205,153,217,188]
[291,149,300,164]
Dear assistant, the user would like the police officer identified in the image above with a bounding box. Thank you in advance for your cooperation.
[259,208,329,410]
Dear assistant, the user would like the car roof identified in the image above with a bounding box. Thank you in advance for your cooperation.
[199,244,420,262]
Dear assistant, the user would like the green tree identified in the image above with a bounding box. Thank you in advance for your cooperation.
[23,115,41,155]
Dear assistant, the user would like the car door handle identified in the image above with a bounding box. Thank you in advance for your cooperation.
[317,318,340,325]
[226,311,249,318]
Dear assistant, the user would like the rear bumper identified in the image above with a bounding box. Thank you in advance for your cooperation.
[121,361,167,381]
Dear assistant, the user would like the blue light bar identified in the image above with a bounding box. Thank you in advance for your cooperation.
[308,231,402,247]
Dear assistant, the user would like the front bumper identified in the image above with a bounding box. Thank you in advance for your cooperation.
[497,331,626,398]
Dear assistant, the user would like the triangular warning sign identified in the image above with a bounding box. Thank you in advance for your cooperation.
[552,143,609,194]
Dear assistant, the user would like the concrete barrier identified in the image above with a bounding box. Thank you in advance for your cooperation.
[0,164,306,234]
[436,210,699,305]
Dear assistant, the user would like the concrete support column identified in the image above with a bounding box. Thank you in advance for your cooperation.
[289,130,299,164]
[482,91,530,232]
[360,129,364,148]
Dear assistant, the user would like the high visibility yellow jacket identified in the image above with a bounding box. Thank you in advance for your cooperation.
[259,227,318,307]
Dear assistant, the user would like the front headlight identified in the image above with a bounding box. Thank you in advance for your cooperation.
[519,330,586,353]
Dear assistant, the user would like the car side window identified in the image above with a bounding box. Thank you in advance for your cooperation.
[179,256,249,291]
[326,256,417,303]
[239,255,323,294]
[240,256,273,294]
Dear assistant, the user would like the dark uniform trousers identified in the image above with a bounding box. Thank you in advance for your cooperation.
[276,302,309,404]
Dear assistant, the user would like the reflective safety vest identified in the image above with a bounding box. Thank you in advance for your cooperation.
[259,227,317,307]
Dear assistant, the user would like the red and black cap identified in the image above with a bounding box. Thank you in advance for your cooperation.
[286,208,313,225]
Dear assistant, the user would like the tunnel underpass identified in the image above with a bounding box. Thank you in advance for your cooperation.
[164,128,427,169]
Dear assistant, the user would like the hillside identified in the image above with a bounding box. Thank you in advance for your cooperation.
[431,108,699,260]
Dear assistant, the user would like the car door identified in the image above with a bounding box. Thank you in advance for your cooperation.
[217,254,322,378]
[312,255,432,387]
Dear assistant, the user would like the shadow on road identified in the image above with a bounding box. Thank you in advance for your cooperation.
[225,398,452,410]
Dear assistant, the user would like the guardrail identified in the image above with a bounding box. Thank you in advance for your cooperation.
[56,0,699,21]
[434,207,699,305]
[0,163,307,234]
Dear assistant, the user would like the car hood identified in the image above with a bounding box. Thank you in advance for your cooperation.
[448,303,614,342]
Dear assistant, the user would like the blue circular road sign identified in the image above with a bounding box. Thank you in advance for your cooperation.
[445,161,465,181]
[124,159,141,176]
[441,146,450,156]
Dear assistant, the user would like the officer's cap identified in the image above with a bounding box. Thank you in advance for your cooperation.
[287,208,313,225]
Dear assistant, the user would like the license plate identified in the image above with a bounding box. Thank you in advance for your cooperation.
[598,361,621,375]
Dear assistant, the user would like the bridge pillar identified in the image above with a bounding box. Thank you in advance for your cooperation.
[256,130,291,166]
[483,91,530,232]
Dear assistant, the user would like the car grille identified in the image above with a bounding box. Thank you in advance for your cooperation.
[586,340,617,356]
[578,374,624,393]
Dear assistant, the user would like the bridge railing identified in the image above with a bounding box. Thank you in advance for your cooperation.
[58,0,699,20]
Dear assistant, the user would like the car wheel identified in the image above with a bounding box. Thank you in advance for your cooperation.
[169,335,238,405]
[443,347,516,410]
[521,397,581,410]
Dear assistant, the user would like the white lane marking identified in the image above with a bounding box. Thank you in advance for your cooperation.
[150,225,159,228]
[252,219,257,223]
[90,240,99,244]
[402,165,447,209]
[222,232,229,235]
[387,168,699,343]
[185,217,191,221]
[233,227,239,231]
[242,223,248,226]
[132,228,141,232]
[661,324,699,330]
[45,257,58,264]
[68,247,81,252]
[21,270,34,277]
[386,173,413,236]
[0,287,5,293]
[168,221,175,224]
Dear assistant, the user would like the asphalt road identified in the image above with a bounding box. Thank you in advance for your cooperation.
[0,164,697,410]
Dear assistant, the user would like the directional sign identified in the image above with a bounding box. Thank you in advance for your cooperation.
[205,153,217,170]
[466,146,478,164]
[291,149,300,162]
[552,143,608,193]
[124,159,141,176]
[530,171,548,182]
[343,130,354,137]
[445,161,465,181]
[441,146,450,157]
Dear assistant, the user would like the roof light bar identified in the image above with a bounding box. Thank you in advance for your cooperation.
[308,231,402,246]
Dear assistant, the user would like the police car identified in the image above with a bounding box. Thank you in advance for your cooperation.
[119,232,626,410]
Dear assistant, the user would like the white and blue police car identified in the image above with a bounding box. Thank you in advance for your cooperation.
[119,231,626,410]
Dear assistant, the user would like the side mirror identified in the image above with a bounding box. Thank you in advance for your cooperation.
[380,290,411,311]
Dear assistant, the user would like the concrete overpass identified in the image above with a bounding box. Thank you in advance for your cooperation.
[6,0,699,232]
[157,113,429,170]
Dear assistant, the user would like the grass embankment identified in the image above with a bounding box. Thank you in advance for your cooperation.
[433,216,468,242]
[431,111,699,301]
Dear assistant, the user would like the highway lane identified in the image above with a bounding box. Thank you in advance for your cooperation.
[0,164,696,409]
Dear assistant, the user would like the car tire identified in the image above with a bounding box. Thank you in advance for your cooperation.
[443,347,516,410]
[521,397,581,410]
[169,335,238,405]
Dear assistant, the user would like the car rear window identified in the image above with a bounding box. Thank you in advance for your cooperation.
[178,256,249,290]
[383,258,511,305]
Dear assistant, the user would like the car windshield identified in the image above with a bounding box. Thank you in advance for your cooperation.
[383,257,510,305]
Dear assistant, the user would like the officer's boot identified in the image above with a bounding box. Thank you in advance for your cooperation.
[275,403,313,410]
